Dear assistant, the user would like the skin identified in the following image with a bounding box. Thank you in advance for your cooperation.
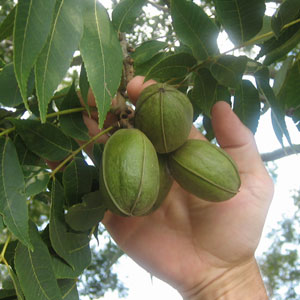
[81,76,274,299]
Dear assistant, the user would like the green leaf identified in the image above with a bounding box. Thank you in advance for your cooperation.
[192,68,217,117]
[171,0,219,61]
[14,0,56,108]
[0,215,4,231]
[112,0,147,33]
[35,0,83,123]
[79,63,90,113]
[14,135,44,167]
[49,180,91,272]
[255,67,292,146]
[92,143,104,169]
[203,115,215,141]
[15,222,63,300]
[62,158,93,207]
[0,58,5,68]
[210,55,248,88]
[5,265,24,300]
[0,137,31,248]
[23,166,50,197]
[193,67,231,118]
[131,40,169,65]
[134,52,170,76]
[0,63,23,107]
[65,191,106,232]
[0,240,18,266]
[265,28,300,65]
[11,119,73,161]
[0,289,16,298]
[233,80,260,134]
[271,0,300,37]
[214,0,265,45]
[253,16,273,44]
[0,5,16,42]
[256,22,300,65]
[58,279,79,300]
[52,255,81,279]
[145,52,197,83]
[278,59,300,110]
[39,226,81,279]
[273,56,294,96]
[59,84,89,141]
[80,0,123,128]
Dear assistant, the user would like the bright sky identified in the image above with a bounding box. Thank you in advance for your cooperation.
[88,2,300,299]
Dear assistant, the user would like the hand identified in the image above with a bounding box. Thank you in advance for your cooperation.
[82,76,274,299]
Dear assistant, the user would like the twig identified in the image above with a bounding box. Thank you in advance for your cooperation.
[0,233,11,264]
[50,126,115,178]
[0,127,15,138]
[261,144,300,162]
[120,32,134,88]
[221,17,300,55]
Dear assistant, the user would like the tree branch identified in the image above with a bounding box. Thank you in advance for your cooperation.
[261,144,300,162]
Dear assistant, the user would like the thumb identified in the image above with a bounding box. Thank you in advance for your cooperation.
[211,101,265,174]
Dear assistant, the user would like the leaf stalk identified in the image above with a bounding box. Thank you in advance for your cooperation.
[222,17,300,55]
[50,126,115,178]
[0,233,11,264]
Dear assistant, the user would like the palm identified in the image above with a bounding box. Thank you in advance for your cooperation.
[104,156,272,288]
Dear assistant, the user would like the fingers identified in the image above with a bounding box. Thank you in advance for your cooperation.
[127,76,156,105]
[82,114,110,143]
[211,101,265,174]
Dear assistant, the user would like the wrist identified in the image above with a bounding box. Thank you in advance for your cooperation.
[180,258,268,300]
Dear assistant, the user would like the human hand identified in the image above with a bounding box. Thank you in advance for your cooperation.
[82,76,274,299]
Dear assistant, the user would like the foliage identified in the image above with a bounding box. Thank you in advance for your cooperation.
[0,0,299,299]
[259,190,300,299]
[78,236,128,299]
